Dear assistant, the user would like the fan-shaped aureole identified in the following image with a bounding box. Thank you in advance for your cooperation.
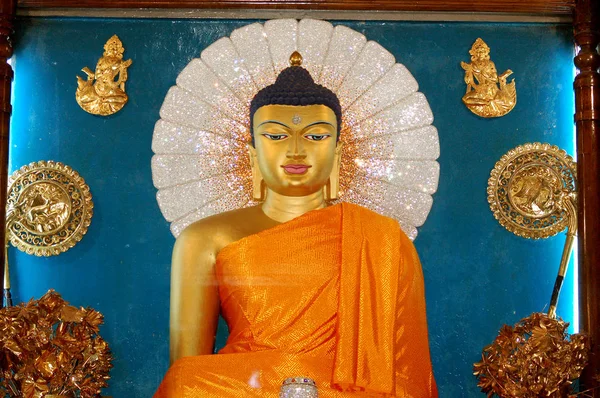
[264,19,299,74]
[157,175,242,222]
[152,19,440,240]
[175,59,246,122]
[152,120,246,155]
[361,126,440,161]
[297,19,334,81]
[152,154,239,189]
[336,41,396,108]
[230,23,277,91]
[318,25,367,89]
[348,63,419,122]
[200,37,257,105]
[354,159,440,194]
[354,92,434,139]
[160,87,247,139]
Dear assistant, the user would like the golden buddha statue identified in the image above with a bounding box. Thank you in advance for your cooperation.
[155,53,437,397]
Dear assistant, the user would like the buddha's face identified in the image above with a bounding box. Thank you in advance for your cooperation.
[251,104,340,197]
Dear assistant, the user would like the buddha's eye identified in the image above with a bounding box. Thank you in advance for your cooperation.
[304,134,331,141]
[262,133,288,141]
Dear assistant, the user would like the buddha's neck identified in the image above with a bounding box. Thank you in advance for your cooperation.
[261,189,327,223]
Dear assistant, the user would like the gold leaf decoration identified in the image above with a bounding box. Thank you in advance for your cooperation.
[0,290,113,397]
[473,313,588,397]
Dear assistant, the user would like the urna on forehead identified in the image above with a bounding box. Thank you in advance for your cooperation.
[250,52,342,143]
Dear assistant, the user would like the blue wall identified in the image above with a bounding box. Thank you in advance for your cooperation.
[9,17,575,397]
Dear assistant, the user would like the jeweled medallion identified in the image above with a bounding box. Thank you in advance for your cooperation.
[487,143,576,239]
[6,161,94,256]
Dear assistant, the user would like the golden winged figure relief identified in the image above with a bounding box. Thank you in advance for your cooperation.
[76,35,132,116]
[461,38,516,118]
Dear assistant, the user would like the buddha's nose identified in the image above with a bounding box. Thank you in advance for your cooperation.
[286,135,306,159]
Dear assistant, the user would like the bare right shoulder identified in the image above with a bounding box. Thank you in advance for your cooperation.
[174,206,265,268]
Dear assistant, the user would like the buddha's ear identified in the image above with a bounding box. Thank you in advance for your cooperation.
[325,142,343,200]
[247,142,257,162]
[247,143,266,202]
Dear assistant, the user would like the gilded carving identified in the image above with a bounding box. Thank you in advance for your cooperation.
[487,143,576,239]
[6,161,93,256]
[461,38,516,118]
[76,35,132,116]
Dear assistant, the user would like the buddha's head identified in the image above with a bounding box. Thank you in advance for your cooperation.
[248,52,343,201]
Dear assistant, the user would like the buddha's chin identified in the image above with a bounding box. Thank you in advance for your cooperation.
[270,182,325,197]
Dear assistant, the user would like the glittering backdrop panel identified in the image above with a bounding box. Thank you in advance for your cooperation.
[10,18,574,397]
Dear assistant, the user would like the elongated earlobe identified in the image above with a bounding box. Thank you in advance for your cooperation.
[248,144,266,202]
[324,143,343,200]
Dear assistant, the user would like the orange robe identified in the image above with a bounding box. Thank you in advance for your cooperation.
[155,203,437,397]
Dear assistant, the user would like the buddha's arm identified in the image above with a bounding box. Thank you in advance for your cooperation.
[169,226,220,364]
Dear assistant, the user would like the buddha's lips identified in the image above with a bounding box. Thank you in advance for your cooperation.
[282,164,311,174]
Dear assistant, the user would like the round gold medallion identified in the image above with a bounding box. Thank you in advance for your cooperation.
[487,143,576,239]
[6,161,93,256]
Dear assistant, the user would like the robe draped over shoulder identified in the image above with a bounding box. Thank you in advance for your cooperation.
[155,203,437,397]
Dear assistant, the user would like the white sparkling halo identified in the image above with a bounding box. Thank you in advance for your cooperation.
[152,19,440,240]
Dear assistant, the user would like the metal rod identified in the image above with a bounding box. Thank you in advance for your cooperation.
[548,232,575,319]
[3,238,11,307]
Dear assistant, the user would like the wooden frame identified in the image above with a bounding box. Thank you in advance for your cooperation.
[17,0,575,15]
[0,0,14,308]
[1,0,597,395]
[574,0,600,393]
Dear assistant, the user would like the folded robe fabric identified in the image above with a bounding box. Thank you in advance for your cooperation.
[155,203,437,397]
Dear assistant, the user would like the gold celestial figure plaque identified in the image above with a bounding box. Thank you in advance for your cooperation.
[6,161,93,256]
[76,35,132,116]
[461,38,516,118]
[487,143,576,240]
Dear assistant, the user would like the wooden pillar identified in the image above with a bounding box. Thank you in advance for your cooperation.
[574,0,600,394]
[0,0,15,310]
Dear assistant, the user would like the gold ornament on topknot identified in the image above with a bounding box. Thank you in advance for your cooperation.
[76,35,132,116]
[473,313,588,398]
[487,143,576,240]
[289,51,303,66]
[6,161,93,257]
[461,38,516,118]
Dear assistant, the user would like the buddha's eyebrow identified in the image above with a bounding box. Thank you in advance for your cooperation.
[304,121,335,128]
[257,120,290,128]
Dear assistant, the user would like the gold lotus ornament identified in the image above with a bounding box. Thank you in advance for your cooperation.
[76,35,132,116]
[473,313,588,398]
[0,290,113,397]
[6,161,93,256]
[461,38,516,118]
